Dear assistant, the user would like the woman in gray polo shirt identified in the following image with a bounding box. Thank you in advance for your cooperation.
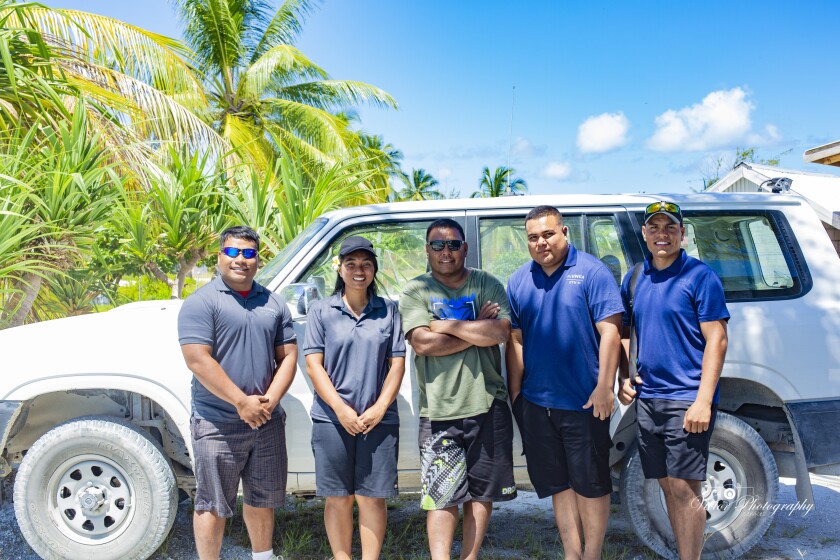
[303,236,406,560]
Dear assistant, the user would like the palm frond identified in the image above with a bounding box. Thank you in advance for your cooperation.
[262,97,353,155]
[276,80,397,111]
[7,7,206,105]
[173,0,246,90]
[240,43,326,98]
[251,0,317,61]
[221,112,272,170]
[60,60,230,159]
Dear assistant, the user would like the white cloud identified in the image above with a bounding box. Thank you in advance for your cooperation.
[436,167,452,180]
[512,137,545,158]
[747,124,781,145]
[541,161,572,180]
[647,87,755,152]
[577,112,629,153]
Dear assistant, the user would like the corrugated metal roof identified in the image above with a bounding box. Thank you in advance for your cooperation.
[706,162,840,227]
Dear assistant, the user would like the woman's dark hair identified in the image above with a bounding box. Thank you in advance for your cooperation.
[332,251,380,299]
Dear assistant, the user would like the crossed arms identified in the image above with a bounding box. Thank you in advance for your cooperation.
[406,300,511,357]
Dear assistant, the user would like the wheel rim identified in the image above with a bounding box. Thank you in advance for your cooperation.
[701,447,747,531]
[657,446,747,534]
[47,454,136,544]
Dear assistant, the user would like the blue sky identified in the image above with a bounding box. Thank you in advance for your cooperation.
[48,0,840,196]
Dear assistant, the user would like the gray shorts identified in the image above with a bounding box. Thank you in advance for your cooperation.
[190,413,288,517]
[311,421,399,498]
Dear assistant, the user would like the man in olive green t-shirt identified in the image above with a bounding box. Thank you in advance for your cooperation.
[400,218,516,560]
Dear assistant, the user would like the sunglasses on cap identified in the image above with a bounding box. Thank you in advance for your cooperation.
[427,240,464,252]
[645,201,681,214]
[644,201,682,224]
[221,247,258,259]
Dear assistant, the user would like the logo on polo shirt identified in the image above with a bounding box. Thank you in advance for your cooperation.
[258,306,280,319]
[567,273,585,286]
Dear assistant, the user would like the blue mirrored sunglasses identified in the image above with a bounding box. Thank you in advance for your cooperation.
[221,247,258,259]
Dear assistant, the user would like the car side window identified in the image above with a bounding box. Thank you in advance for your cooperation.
[478,215,584,286]
[286,220,434,314]
[587,215,631,286]
[681,212,803,299]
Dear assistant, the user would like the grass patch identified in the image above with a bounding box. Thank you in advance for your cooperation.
[207,493,663,559]
[781,525,807,539]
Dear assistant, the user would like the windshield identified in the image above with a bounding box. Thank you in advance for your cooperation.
[255,218,329,285]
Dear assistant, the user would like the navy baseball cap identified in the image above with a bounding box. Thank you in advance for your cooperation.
[644,201,683,225]
[338,236,376,258]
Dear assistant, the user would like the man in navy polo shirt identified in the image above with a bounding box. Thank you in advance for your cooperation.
[178,226,298,560]
[618,201,729,560]
[506,205,624,560]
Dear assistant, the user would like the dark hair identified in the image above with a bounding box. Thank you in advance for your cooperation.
[220,226,260,250]
[333,251,380,299]
[426,218,465,241]
[525,205,563,225]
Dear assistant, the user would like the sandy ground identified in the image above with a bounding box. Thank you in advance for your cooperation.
[1,475,838,559]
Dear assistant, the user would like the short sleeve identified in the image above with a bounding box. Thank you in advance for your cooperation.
[302,300,326,356]
[399,280,432,336]
[178,292,215,346]
[695,267,730,323]
[388,300,407,358]
[587,264,626,324]
[274,296,297,346]
[484,273,512,323]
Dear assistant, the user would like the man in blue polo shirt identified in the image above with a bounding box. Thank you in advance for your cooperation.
[618,201,729,560]
[178,226,298,560]
[506,205,624,560]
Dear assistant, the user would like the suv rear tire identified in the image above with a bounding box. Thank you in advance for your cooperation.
[620,411,778,559]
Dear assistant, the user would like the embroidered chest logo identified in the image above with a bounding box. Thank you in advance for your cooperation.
[567,273,585,286]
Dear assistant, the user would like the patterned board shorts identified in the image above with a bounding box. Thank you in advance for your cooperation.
[418,399,516,510]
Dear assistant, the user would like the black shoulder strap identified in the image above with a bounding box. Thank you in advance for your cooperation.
[628,262,643,310]
[628,262,643,379]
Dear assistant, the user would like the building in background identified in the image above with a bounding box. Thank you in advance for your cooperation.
[706,161,840,255]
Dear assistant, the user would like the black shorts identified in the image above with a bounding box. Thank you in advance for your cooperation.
[513,395,612,499]
[636,398,717,481]
[418,399,516,510]
[311,421,399,498]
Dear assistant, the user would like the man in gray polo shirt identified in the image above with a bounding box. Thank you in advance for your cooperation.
[178,226,297,560]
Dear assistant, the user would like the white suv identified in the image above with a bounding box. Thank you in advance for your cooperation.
[2,192,839,559]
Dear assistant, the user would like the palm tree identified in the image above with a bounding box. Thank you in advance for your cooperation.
[396,168,443,201]
[7,0,397,178]
[2,1,222,181]
[173,0,397,169]
[359,133,405,200]
[470,166,527,198]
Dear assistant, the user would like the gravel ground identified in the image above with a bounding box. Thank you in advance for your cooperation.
[1,475,838,559]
